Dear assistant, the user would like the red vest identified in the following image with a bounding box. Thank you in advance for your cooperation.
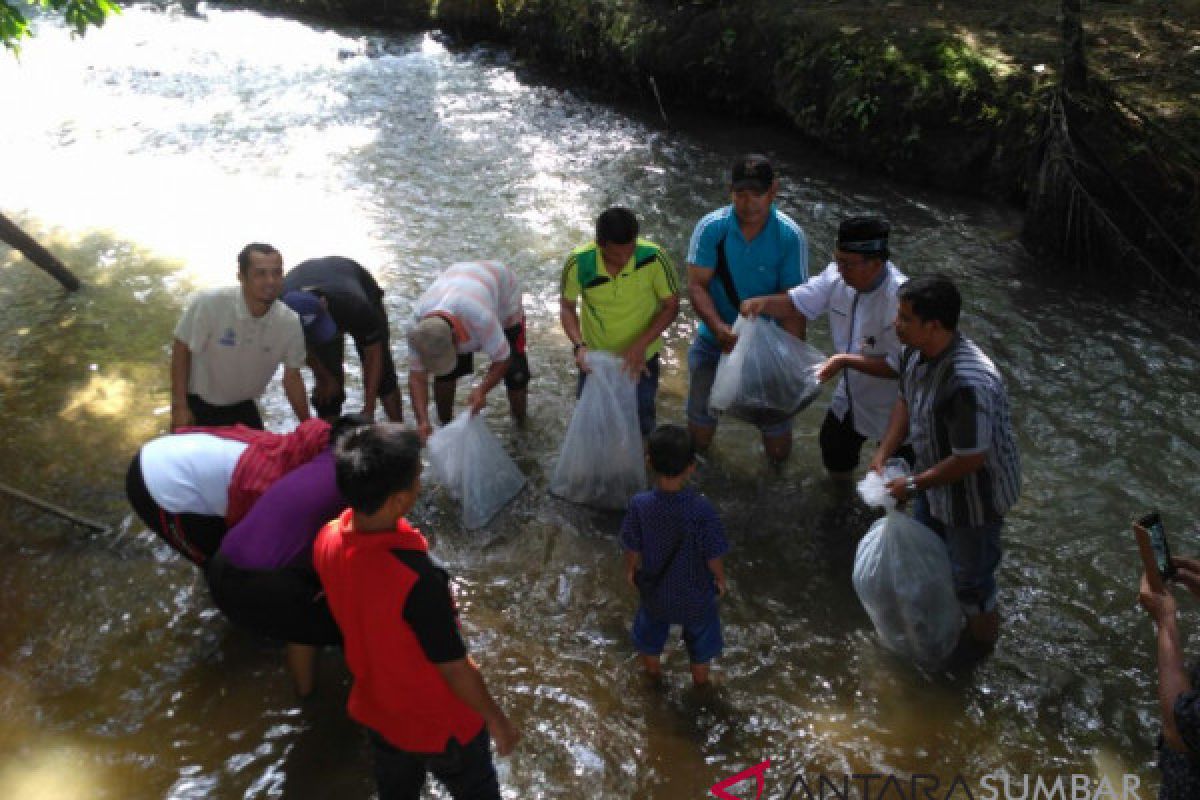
[313,510,484,751]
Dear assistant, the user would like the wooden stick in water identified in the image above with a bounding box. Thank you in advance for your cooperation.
[0,480,110,533]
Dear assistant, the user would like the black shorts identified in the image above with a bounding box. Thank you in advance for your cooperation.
[205,553,342,646]
[435,319,531,391]
[125,451,226,565]
[186,394,264,430]
[818,409,914,473]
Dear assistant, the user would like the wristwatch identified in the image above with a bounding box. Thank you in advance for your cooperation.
[572,341,586,353]
[905,475,919,495]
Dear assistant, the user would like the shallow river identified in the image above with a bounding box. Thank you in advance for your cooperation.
[1,5,1197,799]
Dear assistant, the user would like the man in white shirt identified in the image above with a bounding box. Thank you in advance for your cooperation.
[741,216,909,477]
[170,243,310,430]
[406,261,528,441]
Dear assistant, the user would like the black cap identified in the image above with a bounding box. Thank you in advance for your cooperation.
[731,154,775,192]
[837,216,891,254]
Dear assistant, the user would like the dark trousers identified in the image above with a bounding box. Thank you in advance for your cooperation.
[125,452,226,565]
[205,553,342,646]
[310,326,401,418]
[819,408,914,473]
[575,353,660,437]
[369,729,500,800]
[187,393,263,430]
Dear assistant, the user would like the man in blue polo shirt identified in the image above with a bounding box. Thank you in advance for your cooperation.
[686,154,809,464]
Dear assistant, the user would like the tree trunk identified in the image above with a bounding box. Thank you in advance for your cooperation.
[0,211,81,291]
[1061,0,1088,94]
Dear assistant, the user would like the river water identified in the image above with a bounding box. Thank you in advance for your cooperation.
[1,5,1196,798]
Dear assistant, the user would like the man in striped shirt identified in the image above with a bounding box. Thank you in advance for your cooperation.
[406,262,529,442]
[869,275,1021,651]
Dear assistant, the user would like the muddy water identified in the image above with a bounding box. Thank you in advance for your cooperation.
[0,5,1194,798]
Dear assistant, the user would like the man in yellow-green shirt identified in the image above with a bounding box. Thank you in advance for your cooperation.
[560,207,681,436]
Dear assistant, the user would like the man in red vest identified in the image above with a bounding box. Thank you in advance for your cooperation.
[314,424,519,798]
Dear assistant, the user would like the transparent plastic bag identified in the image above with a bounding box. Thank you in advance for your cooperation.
[550,351,646,510]
[852,463,962,666]
[708,315,824,426]
[855,459,912,511]
[427,412,525,529]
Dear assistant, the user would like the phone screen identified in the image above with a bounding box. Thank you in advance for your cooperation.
[1139,512,1174,578]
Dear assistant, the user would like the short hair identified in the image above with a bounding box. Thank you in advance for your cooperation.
[237,243,280,276]
[334,423,421,514]
[330,413,373,448]
[898,275,961,330]
[595,207,638,246]
[647,424,695,477]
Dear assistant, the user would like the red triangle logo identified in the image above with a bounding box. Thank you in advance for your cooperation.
[711,760,771,800]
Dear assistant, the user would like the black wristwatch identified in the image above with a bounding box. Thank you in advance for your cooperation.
[572,341,586,353]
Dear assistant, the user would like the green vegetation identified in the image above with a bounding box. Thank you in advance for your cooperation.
[1,0,120,53]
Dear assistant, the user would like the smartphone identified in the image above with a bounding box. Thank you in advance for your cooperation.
[1135,511,1176,589]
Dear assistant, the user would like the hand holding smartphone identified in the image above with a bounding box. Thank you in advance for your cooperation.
[1134,511,1176,592]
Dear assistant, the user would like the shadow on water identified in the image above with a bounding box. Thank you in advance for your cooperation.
[0,216,187,517]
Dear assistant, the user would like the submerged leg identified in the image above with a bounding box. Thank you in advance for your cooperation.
[285,643,318,698]
[762,430,792,465]
[689,422,716,453]
[506,386,527,424]
[380,388,404,423]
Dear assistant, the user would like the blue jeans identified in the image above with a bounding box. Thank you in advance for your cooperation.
[576,352,659,437]
[913,493,1004,616]
[685,335,792,437]
[369,728,500,800]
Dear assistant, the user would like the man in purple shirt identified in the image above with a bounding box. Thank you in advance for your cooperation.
[205,415,367,696]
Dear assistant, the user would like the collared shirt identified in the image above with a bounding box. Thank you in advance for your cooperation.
[410,261,523,370]
[898,334,1021,527]
[313,511,484,753]
[788,260,907,440]
[686,204,808,343]
[174,286,306,406]
[560,239,679,360]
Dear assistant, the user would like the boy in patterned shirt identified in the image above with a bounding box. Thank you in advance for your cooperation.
[621,425,729,686]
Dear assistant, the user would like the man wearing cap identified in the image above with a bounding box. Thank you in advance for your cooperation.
[686,154,808,464]
[171,242,309,431]
[407,261,529,441]
[281,256,404,423]
[560,207,680,437]
[741,216,911,478]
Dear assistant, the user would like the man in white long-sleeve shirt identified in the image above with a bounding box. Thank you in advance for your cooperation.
[740,216,909,477]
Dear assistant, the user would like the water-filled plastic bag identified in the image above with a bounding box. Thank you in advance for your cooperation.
[428,412,525,529]
[852,471,962,666]
[550,351,645,510]
[709,315,824,426]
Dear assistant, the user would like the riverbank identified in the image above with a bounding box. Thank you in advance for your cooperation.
[214,0,1200,296]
